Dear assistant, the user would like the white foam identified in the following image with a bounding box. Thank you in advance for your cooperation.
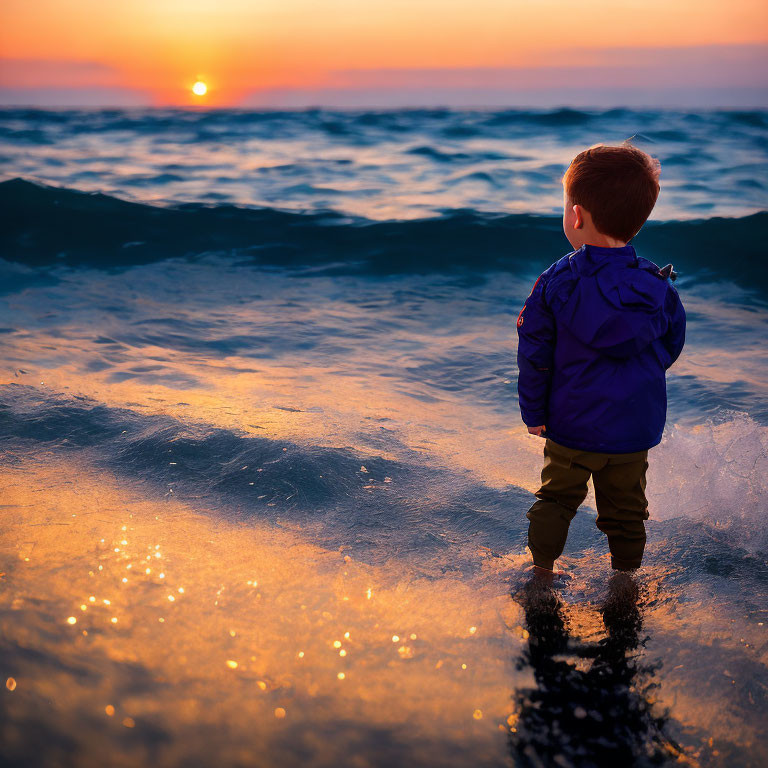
[647,413,768,551]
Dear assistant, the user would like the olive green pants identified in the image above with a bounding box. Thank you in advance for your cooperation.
[527,438,650,571]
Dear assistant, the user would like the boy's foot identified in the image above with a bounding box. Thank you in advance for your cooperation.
[512,574,554,610]
[602,571,642,643]
[511,565,570,608]
[606,569,640,603]
[531,564,555,584]
[527,564,572,585]
[511,574,569,653]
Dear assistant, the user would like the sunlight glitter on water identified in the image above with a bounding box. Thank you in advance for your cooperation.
[0,457,523,766]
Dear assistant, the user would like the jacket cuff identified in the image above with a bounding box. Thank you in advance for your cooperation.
[521,410,547,427]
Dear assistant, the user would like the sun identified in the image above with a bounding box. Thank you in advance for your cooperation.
[192,81,207,96]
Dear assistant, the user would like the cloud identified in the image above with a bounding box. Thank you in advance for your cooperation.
[0,87,154,107]
[241,86,767,109]
[325,44,768,89]
[242,43,768,108]
[0,58,122,88]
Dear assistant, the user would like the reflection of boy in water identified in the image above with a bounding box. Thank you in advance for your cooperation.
[516,144,686,575]
[510,573,679,766]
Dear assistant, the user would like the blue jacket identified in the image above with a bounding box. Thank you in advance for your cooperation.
[516,242,686,453]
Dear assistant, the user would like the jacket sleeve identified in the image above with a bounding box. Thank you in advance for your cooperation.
[660,283,686,369]
[516,273,556,426]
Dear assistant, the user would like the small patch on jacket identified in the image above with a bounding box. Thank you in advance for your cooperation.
[517,275,542,328]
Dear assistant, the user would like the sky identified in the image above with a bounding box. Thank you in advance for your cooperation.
[1,0,767,108]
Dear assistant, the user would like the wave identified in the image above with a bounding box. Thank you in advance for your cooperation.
[2,106,766,136]
[1,178,767,293]
[0,383,532,569]
[1,383,766,564]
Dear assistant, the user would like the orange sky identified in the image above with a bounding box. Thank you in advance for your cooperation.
[1,0,767,105]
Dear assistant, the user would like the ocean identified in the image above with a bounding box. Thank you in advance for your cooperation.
[1,106,767,767]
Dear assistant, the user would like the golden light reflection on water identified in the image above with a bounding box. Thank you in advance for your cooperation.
[2,266,767,764]
[1,456,523,766]
[4,440,758,767]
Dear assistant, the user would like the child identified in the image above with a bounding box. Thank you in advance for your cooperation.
[516,143,685,575]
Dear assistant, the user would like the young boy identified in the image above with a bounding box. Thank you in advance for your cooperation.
[516,143,685,575]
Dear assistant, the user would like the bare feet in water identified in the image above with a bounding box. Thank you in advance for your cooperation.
[529,564,571,585]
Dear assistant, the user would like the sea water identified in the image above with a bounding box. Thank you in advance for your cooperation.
[1,107,767,767]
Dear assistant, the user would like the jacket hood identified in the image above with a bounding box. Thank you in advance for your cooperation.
[556,243,669,358]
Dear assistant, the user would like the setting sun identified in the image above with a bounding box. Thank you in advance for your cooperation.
[192,81,207,96]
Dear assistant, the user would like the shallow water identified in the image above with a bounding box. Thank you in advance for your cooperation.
[1,107,768,767]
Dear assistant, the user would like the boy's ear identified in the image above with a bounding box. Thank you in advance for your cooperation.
[572,203,583,230]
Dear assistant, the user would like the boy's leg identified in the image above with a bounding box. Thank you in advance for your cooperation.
[526,439,592,570]
[592,452,649,571]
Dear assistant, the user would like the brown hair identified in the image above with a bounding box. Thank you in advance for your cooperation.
[562,143,661,242]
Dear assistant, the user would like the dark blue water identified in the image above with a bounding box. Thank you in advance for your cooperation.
[1,108,767,768]
[1,107,767,219]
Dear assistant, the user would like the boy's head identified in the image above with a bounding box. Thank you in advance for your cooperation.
[562,143,661,249]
